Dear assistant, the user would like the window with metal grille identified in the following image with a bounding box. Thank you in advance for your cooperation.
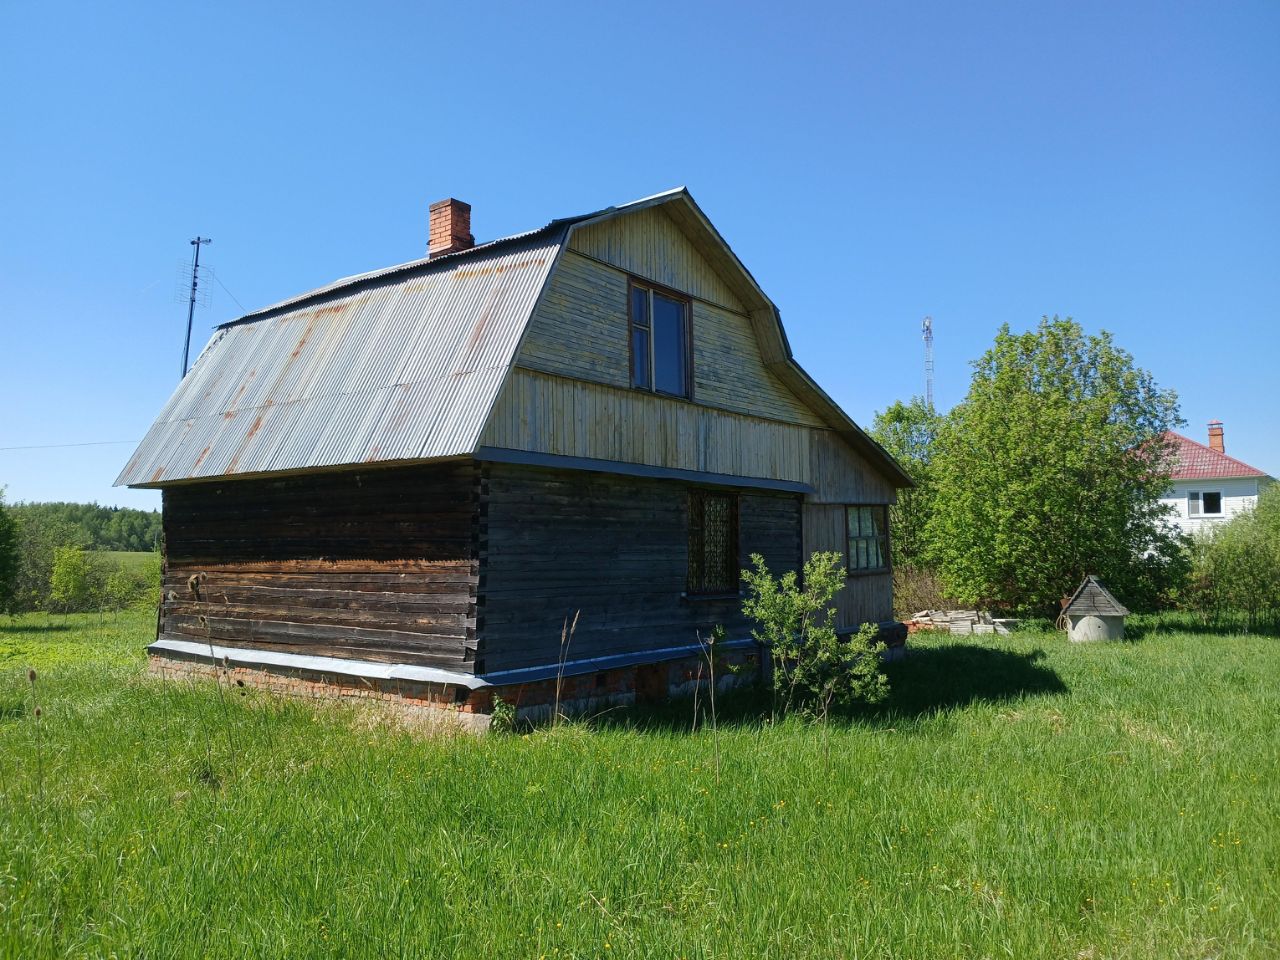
[687,491,738,595]
[846,505,890,574]
[630,279,691,399]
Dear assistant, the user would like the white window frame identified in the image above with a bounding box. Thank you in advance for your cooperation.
[1188,490,1224,517]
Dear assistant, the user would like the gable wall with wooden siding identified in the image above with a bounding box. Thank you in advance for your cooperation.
[160,462,480,669]
[482,367,814,483]
[806,429,897,504]
[477,462,801,674]
[516,207,825,428]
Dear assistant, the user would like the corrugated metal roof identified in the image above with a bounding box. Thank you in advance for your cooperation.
[118,230,563,486]
[118,186,913,490]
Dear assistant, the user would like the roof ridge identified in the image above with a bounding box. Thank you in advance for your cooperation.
[218,188,691,331]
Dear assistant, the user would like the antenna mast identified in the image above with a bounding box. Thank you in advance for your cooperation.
[922,315,934,410]
[182,236,212,377]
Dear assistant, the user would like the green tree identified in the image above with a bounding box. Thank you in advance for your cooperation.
[7,501,160,553]
[1255,483,1280,538]
[104,567,136,616]
[50,546,95,614]
[14,513,90,611]
[927,316,1182,613]
[869,397,944,566]
[0,490,19,614]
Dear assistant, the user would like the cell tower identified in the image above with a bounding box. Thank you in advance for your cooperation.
[922,315,934,410]
[182,236,212,378]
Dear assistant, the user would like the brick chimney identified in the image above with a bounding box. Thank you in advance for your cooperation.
[428,198,474,258]
[1208,420,1225,454]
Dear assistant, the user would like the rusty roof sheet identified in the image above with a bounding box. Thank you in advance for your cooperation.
[117,230,563,486]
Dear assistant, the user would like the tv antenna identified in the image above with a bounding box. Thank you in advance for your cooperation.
[922,315,934,410]
[182,237,212,377]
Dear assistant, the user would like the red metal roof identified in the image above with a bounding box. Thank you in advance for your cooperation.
[1163,431,1271,481]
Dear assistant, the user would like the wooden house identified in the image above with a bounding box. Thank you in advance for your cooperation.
[118,189,911,725]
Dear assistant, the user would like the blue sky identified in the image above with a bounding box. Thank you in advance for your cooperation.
[1,1,1276,510]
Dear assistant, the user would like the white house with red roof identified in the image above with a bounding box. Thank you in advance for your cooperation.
[1160,421,1273,537]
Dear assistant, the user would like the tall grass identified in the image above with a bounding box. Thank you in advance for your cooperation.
[1,611,1277,958]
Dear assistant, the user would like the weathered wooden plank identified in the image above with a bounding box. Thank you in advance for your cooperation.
[163,582,473,609]
[166,560,475,577]
[569,205,747,312]
[166,599,471,627]
[806,430,897,505]
[481,368,820,484]
[163,572,474,595]
[165,614,469,653]
[801,503,894,629]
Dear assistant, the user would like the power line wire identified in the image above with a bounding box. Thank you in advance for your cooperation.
[0,440,139,452]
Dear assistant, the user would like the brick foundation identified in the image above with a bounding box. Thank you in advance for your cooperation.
[148,655,492,733]
[147,645,762,733]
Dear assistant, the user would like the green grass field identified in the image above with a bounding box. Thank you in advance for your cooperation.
[1,612,1277,959]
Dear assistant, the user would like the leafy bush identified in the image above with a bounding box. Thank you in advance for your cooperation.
[11,512,89,611]
[741,551,888,719]
[1186,486,1280,632]
[134,551,163,611]
[489,694,517,734]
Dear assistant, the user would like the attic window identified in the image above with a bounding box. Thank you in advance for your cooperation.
[630,280,691,399]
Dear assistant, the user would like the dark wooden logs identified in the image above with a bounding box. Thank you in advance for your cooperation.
[161,463,480,668]
[477,463,801,673]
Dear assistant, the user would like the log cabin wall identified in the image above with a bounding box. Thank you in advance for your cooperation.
[477,463,801,674]
[161,462,480,668]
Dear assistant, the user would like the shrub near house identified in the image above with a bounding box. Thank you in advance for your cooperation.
[1188,484,1280,631]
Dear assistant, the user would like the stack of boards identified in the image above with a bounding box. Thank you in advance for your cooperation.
[909,611,1019,636]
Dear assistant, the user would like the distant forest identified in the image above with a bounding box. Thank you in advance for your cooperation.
[8,502,162,553]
